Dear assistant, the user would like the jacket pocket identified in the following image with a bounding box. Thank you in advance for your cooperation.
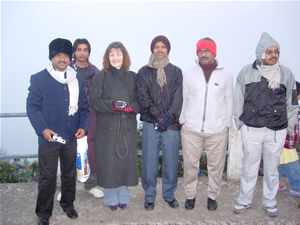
[271,105,286,118]
[242,105,258,121]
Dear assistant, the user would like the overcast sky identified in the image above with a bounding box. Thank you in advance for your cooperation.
[1,1,300,155]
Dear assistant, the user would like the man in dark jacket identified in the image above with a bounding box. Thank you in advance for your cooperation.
[136,35,183,210]
[233,32,298,217]
[69,38,103,198]
[27,38,89,225]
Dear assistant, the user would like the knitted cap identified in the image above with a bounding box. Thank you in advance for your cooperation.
[196,38,217,57]
[49,38,73,60]
[150,35,171,54]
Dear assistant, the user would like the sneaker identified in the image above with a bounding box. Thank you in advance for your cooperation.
[87,187,104,198]
[233,203,250,214]
[56,191,61,202]
[290,190,300,197]
[264,206,278,217]
[278,184,286,191]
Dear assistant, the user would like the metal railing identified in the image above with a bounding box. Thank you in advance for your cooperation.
[0,113,27,118]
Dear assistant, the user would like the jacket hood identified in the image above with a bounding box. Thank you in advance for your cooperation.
[255,32,280,63]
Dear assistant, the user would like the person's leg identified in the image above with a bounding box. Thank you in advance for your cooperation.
[118,186,131,205]
[104,188,118,206]
[284,160,300,192]
[181,125,204,200]
[84,173,97,191]
[262,128,286,208]
[84,109,100,192]
[278,163,285,182]
[237,126,264,206]
[35,145,60,219]
[161,129,180,202]
[141,122,160,203]
[59,142,77,212]
[86,109,97,175]
[205,127,228,200]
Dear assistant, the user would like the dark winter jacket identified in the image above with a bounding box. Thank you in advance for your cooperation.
[136,63,183,130]
[233,61,298,133]
[89,67,140,188]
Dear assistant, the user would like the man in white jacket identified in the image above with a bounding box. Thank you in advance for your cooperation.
[179,38,234,211]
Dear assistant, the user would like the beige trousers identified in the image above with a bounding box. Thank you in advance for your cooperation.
[181,125,228,200]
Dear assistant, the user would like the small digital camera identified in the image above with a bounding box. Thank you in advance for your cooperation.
[53,135,66,144]
[113,100,128,108]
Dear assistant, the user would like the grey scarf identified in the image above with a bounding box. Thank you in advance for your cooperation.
[257,61,280,90]
[147,54,169,90]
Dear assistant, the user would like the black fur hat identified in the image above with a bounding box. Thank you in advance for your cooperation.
[49,38,73,60]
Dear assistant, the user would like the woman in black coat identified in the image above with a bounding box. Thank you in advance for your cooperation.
[89,42,140,210]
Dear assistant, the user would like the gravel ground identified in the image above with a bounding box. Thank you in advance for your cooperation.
[0,176,299,225]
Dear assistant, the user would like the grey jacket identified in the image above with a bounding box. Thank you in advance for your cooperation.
[233,32,298,134]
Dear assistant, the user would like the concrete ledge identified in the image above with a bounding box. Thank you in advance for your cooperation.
[0,177,299,225]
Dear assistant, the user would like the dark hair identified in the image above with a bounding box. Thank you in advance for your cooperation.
[73,38,91,56]
[296,81,300,96]
[103,42,131,73]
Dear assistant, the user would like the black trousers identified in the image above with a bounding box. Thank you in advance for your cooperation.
[35,142,77,219]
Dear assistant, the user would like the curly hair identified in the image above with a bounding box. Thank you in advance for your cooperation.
[103,41,131,73]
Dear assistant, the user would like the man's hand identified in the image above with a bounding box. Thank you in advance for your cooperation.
[75,128,86,139]
[156,113,172,132]
[42,129,57,142]
[180,123,184,128]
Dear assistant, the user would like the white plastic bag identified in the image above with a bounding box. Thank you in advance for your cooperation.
[76,136,90,182]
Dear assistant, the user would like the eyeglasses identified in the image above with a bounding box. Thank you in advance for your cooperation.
[265,49,280,55]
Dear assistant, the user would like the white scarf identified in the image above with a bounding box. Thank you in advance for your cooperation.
[257,61,280,90]
[47,63,79,116]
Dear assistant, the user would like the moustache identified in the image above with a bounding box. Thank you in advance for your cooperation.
[270,57,278,61]
[58,61,67,64]
[200,57,209,60]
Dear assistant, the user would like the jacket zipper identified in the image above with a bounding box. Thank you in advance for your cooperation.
[201,82,209,131]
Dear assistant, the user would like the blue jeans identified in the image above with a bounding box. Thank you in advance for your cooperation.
[104,186,130,206]
[278,160,300,191]
[141,122,180,203]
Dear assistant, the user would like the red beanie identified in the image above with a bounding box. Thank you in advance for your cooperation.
[196,39,217,57]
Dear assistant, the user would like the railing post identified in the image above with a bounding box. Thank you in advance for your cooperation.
[227,126,243,181]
